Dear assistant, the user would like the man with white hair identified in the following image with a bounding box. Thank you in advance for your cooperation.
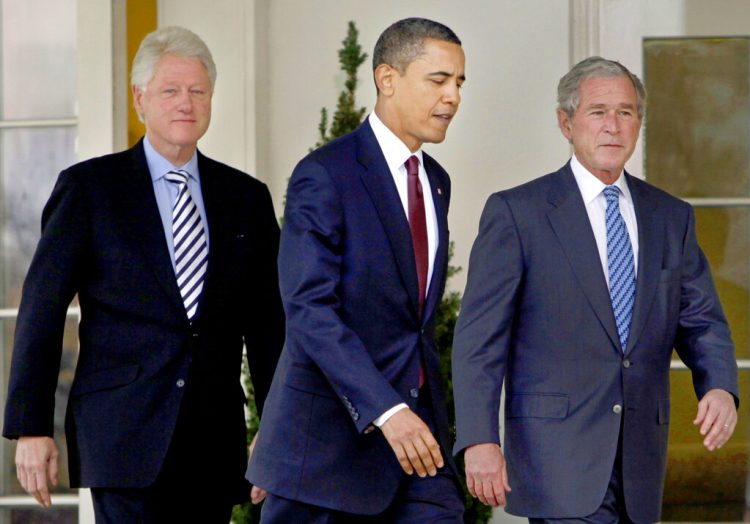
[3,26,284,522]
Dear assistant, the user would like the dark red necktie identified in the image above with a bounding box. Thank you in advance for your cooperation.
[406,155,427,387]
[406,155,428,315]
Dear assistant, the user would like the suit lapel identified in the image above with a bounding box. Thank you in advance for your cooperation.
[624,175,662,354]
[120,142,186,316]
[422,154,449,324]
[357,123,421,318]
[195,152,223,319]
[546,165,622,350]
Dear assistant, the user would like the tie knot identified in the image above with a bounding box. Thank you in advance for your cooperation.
[405,156,419,177]
[165,170,189,185]
[603,185,620,203]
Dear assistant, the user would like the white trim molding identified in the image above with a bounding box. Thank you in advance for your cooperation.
[570,0,601,65]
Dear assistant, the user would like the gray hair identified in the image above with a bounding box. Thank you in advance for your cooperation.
[372,17,461,90]
[557,56,646,118]
[131,26,216,92]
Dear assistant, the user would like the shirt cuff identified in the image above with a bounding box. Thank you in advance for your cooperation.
[372,403,409,427]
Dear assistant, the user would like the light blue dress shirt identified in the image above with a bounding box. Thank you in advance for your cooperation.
[143,136,210,271]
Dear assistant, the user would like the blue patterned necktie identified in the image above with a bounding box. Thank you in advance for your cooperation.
[604,185,635,351]
[165,170,208,322]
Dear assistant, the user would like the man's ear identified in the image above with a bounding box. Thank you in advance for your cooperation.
[557,109,573,142]
[132,85,144,114]
[374,64,396,97]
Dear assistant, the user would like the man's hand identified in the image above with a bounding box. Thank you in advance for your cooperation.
[248,433,267,504]
[694,388,737,451]
[464,442,511,507]
[16,436,59,508]
[380,408,443,477]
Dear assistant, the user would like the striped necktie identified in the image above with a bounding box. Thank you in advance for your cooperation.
[604,185,636,351]
[165,170,208,322]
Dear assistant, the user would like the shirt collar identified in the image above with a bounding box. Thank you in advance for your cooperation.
[143,135,200,182]
[570,154,631,205]
[368,112,424,172]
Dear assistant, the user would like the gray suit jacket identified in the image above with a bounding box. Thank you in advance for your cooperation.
[452,163,738,522]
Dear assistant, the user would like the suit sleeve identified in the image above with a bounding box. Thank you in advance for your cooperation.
[673,206,739,404]
[452,193,523,455]
[279,158,404,433]
[243,183,285,419]
[3,169,88,438]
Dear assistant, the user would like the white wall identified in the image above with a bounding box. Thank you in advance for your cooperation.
[159,0,258,177]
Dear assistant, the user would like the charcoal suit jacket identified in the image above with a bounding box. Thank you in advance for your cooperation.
[453,163,739,523]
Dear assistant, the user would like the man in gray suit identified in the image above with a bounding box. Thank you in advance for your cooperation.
[452,56,738,523]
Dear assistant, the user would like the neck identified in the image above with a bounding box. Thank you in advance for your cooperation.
[373,103,421,153]
[147,135,196,166]
[594,170,622,185]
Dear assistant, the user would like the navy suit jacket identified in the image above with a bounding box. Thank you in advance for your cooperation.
[453,163,738,523]
[3,141,284,491]
[247,121,457,514]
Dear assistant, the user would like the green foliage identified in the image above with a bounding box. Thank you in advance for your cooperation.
[314,21,368,148]
[231,358,262,523]
[437,243,493,524]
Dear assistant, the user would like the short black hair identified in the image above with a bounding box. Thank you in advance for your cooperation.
[372,17,461,75]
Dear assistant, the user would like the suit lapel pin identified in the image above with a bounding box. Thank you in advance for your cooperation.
[437,188,443,195]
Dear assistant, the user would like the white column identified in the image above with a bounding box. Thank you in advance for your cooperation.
[76,0,127,160]
[570,0,601,65]
[78,489,95,524]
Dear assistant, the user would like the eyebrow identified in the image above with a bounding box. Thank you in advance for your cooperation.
[427,71,467,82]
[586,102,635,109]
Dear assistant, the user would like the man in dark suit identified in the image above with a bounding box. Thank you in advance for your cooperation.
[247,17,466,523]
[452,56,739,523]
[3,26,284,523]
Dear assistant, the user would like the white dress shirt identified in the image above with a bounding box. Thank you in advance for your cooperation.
[367,112,440,427]
[570,154,639,284]
[368,112,439,290]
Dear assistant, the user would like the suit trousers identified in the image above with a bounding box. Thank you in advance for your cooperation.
[260,389,465,523]
[528,424,635,524]
[91,374,246,524]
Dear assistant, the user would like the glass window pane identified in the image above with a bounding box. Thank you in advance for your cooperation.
[0,317,78,496]
[1,0,77,120]
[693,207,750,360]
[644,37,750,198]
[3,507,77,524]
[663,369,749,520]
[1,127,76,308]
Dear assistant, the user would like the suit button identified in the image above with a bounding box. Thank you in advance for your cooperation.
[612,404,622,414]
[410,388,419,398]
[176,379,186,388]
[192,333,199,338]
[623,359,631,368]
[353,413,360,421]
